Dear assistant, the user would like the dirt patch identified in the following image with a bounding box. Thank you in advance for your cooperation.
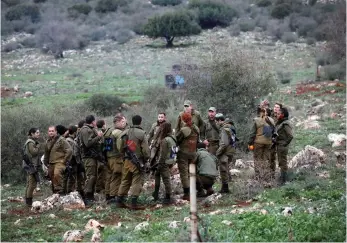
[0,87,17,98]
[7,208,36,216]
[295,81,346,96]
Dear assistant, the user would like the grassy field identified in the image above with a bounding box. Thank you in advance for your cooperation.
[1,29,346,242]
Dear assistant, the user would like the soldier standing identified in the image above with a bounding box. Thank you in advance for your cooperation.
[175,100,204,138]
[274,107,293,185]
[269,102,282,178]
[176,112,199,200]
[116,115,150,210]
[148,112,167,167]
[79,115,103,205]
[43,125,72,195]
[202,107,219,155]
[215,113,235,193]
[95,119,106,194]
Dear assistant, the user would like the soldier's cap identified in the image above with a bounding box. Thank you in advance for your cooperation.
[184,100,192,106]
[215,113,224,119]
[208,107,216,112]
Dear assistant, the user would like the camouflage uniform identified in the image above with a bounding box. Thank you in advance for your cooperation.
[65,135,83,194]
[269,112,278,177]
[148,121,164,167]
[216,122,235,187]
[175,110,204,138]
[176,124,199,199]
[44,135,72,194]
[202,118,220,155]
[248,116,275,181]
[275,118,293,184]
[79,124,103,199]
[117,125,149,208]
[24,137,41,203]
[195,148,218,195]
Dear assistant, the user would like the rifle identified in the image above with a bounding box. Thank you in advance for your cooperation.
[124,144,148,172]
[86,147,107,165]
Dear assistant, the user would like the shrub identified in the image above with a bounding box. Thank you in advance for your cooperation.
[255,15,269,30]
[144,10,201,47]
[281,31,297,43]
[1,42,22,52]
[306,37,316,46]
[84,93,125,117]
[95,0,127,13]
[33,0,47,3]
[1,104,92,184]
[315,51,333,66]
[277,70,292,84]
[151,0,182,6]
[238,18,256,32]
[5,4,40,22]
[228,25,240,36]
[271,3,291,19]
[323,63,346,81]
[297,18,317,37]
[256,0,272,7]
[20,37,37,48]
[182,45,276,148]
[88,27,107,41]
[68,4,92,18]
[188,0,237,29]
[266,18,290,40]
[1,0,21,7]
[111,28,135,44]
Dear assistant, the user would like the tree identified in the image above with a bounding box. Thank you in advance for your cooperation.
[144,10,201,47]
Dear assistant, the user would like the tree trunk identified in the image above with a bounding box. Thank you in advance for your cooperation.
[165,36,174,48]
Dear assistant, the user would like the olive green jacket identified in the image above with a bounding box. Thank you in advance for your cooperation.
[248,116,275,145]
[44,135,72,165]
[196,148,218,178]
[157,135,176,164]
[176,125,199,155]
[216,122,235,157]
[79,124,102,158]
[275,119,293,147]
[24,137,40,166]
[203,118,220,143]
[175,110,204,137]
[147,121,162,147]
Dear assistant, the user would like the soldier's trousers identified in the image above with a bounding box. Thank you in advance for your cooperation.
[269,146,277,177]
[196,175,215,191]
[48,162,66,194]
[25,173,37,198]
[95,161,106,193]
[83,158,97,194]
[65,164,77,193]
[177,152,196,189]
[277,145,289,173]
[253,143,272,181]
[105,157,123,197]
[219,154,232,184]
[154,162,172,195]
[118,160,143,197]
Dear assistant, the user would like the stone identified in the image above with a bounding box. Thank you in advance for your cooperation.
[85,219,104,233]
[63,230,84,242]
[24,91,33,98]
[328,133,346,147]
[289,145,326,170]
[168,221,180,229]
[134,222,149,231]
[282,207,293,216]
[235,159,246,168]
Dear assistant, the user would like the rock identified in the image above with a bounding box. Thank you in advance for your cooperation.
[24,91,33,98]
[316,171,329,178]
[282,207,293,216]
[91,230,101,243]
[134,222,149,231]
[183,217,191,223]
[289,145,326,170]
[7,196,24,202]
[230,169,241,176]
[209,210,223,215]
[14,219,21,225]
[221,220,233,226]
[260,209,268,215]
[328,133,346,147]
[48,214,56,219]
[63,230,84,242]
[306,207,317,214]
[235,159,246,168]
[59,192,85,209]
[335,151,346,164]
[168,221,180,229]
[308,99,326,115]
[85,219,104,233]
[201,193,222,206]
[13,85,19,92]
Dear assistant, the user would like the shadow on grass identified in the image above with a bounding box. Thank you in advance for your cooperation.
[145,42,198,49]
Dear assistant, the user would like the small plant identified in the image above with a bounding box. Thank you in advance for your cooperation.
[281,31,298,43]
[151,0,182,6]
[277,71,292,84]
[68,4,92,18]
[323,63,346,80]
[256,0,272,7]
[306,37,316,46]
[95,0,127,13]
[5,4,40,22]
[238,18,256,32]
[271,3,292,19]
[84,93,125,117]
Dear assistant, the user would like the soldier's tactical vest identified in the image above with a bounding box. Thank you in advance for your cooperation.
[180,125,199,154]
[164,136,178,165]
[104,128,123,158]
[254,117,274,145]
[24,138,40,166]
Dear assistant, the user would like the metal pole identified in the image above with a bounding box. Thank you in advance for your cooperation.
[190,163,198,242]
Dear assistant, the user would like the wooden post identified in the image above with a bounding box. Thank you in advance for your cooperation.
[189,163,198,242]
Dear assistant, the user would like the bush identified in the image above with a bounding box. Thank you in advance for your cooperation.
[188,0,238,29]
[297,18,317,37]
[110,28,135,44]
[33,0,47,3]
[95,0,127,13]
[2,0,21,7]
[238,18,256,32]
[1,42,22,52]
[84,93,125,117]
[151,0,182,6]
[68,4,92,18]
[306,37,316,46]
[277,70,292,84]
[20,37,37,48]
[182,45,276,148]
[255,15,269,30]
[88,27,107,41]
[323,63,346,81]
[281,31,297,43]
[315,51,333,66]
[228,25,240,36]
[1,104,92,184]
[5,4,40,22]
[266,18,290,40]
[256,0,272,7]
[271,3,292,19]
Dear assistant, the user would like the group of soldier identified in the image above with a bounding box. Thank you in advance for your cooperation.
[22,99,293,210]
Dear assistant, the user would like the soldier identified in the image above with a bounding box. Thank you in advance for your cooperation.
[116,115,150,210]
[274,107,293,185]
[148,112,167,167]
[202,107,219,155]
[79,115,103,205]
[95,119,106,194]
[195,143,218,197]
[175,100,204,138]
[248,107,275,182]
[215,113,235,193]
[104,114,128,203]
[23,128,41,206]
[43,125,72,195]
[176,112,199,200]
[270,102,282,177]
[152,122,175,204]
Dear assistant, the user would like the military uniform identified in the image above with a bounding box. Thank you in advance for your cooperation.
[148,121,164,167]
[248,116,275,181]
[175,110,204,138]
[152,135,175,203]
[79,124,103,200]
[24,137,41,205]
[202,119,220,155]
[216,122,235,192]
[117,125,149,209]
[275,118,293,184]
[195,148,218,196]
[44,135,72,194]
[176,124,199,199]
[269,112,278,177]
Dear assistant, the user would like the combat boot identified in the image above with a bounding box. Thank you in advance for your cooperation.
[84,192,95,207]
[106,196,115,204]
[162,194,172,205]
[78,190,85,200]
[182,188,190,201]
[105,194,111,201]
[115,196,127,208]
[25,198,33,207]
[279,171,287,186]
[219,184,230,194]
[129,196,146,210]
[152,185,160,201]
